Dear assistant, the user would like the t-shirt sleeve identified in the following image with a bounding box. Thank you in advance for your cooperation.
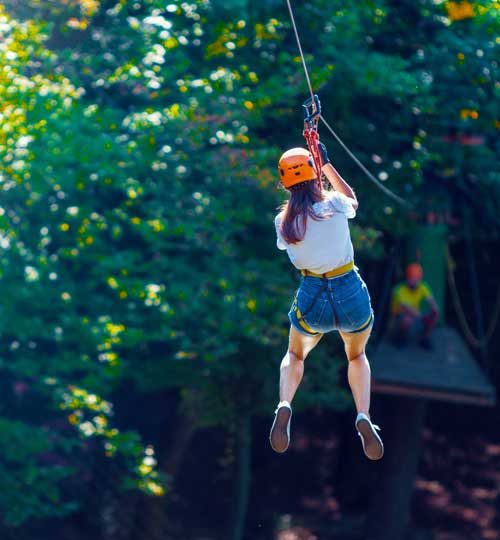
[420,282,433,300]
[327,191,356,219]
[274,214,287,250]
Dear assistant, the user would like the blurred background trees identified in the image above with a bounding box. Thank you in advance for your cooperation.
[0,1,498,539]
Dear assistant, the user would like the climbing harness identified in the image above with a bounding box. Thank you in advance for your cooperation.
[295,262,353,334]
[284,0,409,208]
[294,267,374,335]
[301,260,354,279]
[293,262,373,335]
[293,275,337,336]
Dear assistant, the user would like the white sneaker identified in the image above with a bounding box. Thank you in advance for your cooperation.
[269,401,292,453]
[355,412,384,461]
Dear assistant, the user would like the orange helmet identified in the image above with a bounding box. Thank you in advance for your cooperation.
[278,147,317,189]
[406,263,423,281]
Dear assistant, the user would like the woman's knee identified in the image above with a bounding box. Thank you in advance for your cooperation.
[346,349,367,363]
[288,349,305,362]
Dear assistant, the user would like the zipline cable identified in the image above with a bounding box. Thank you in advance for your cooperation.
[285,0,315,101]
[284,0,410,208]
[319,115,409,207]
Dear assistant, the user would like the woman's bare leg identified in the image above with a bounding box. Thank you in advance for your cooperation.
[339,325,373,417]
[279,325,323,404]
[271,326,323,453]
[340,324,383,460]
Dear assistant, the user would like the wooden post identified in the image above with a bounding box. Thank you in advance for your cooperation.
[230,413,252,540]
[367,224,446,538]
[366,396,427,540]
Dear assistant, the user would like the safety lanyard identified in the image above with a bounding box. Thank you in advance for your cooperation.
[302,94,322,182]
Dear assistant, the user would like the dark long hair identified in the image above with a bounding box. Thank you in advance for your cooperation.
[279,180,328,244]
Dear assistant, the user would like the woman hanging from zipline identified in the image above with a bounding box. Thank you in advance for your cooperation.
[269,141,384,461]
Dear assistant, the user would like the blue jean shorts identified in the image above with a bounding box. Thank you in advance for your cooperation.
[288,268,374,336]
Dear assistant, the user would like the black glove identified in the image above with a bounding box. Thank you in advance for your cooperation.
[318,142,330,166]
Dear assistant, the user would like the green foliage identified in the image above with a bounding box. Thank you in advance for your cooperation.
[0,417,77,525]
[0,0,497,530]
[0,6,166,525]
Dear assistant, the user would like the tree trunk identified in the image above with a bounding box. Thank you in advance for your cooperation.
[162,414,196,478]
[230,413,252,540]
[140,414,196,540]
[366,396,427,540]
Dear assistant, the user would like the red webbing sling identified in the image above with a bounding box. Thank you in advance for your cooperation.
[302,94,322,183]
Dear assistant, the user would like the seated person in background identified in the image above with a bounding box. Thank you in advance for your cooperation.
[390,263,439,350]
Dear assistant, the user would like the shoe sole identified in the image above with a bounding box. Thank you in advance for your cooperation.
[356,418,384,461]
[269,407,291,453]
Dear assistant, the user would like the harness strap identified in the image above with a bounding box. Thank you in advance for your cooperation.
[349,311,374,334]
[302,94,322,183]
[301,261,354,279]
[295,305,319,335]
[296,277,339,330]
[296,281,327,321]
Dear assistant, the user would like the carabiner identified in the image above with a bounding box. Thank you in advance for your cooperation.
[302,94,321,126]
[301,95,322,181]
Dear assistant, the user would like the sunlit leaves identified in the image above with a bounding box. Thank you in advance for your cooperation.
[0,0,497,530]
[446,1,475,21]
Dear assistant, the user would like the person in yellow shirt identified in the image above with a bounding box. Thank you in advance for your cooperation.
[390,263,439,349]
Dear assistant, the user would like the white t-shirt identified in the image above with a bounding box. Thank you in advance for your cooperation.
[274,191,356,274]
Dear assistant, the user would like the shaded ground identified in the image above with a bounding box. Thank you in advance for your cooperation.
[415,420,500,539]
[168,398,500,540]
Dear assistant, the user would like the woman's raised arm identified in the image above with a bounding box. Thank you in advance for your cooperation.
[319,143,358,210]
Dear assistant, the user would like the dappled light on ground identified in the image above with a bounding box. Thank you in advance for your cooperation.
[276,526,318,540]
[415,429,500,539]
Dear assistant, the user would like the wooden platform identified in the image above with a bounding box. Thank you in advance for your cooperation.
[370,326,496,406]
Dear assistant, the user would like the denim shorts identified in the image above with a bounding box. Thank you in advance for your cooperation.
[288,268,374,336]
